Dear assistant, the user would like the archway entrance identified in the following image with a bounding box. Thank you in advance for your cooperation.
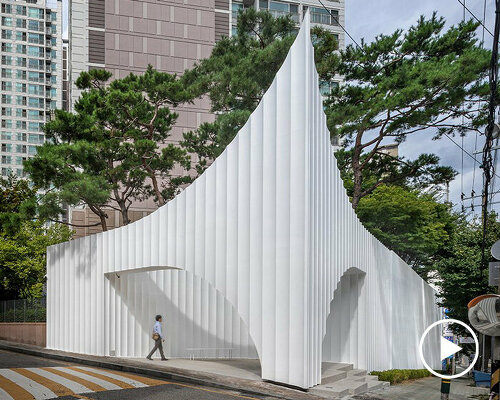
[105,268,259,361]
[322,268,366,368]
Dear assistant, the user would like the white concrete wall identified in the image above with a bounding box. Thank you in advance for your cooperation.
[47,14,441,389]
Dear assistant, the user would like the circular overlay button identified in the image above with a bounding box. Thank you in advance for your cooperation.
[419,318,479,380]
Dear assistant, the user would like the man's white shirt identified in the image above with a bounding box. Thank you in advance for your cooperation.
[153,321,162,338]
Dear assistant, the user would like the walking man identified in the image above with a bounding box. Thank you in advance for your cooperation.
[147,314,167,360]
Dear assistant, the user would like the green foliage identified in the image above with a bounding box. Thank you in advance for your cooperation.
[370,369,431,385]
[0,221,72,300]
[181,8,301,173]
[433,214,500,328]
[320,13,491,208]
[0,175,38,235]
[25,67,192,229]
[356,185,455,268]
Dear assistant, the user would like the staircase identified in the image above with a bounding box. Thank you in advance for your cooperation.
[309,362,390,398]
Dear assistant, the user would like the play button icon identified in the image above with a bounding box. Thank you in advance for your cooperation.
[440,336,462,361]
[419,318,479,380]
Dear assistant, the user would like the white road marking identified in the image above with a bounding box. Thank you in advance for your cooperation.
[25,367,93,394]
[0,369,57,399]
[51,367,122,390]
[76,367,148,388]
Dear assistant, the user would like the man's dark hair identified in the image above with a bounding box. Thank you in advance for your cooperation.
[155,315,162,321]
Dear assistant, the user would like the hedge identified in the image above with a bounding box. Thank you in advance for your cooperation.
[370,369,432,385]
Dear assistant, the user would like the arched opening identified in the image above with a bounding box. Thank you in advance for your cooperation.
[105,268,260,365]
[322,267,366,368]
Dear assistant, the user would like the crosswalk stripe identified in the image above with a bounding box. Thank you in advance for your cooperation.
[68,366,134,389]
[51,367,121,391]
[25,368,93,394]
[13,368,75,397]
[0,375,23,400]
[0,386,15,400]
[40,367,106,392]
[76,367,148,388]
[0,369,56,399]
[94,367,167,386]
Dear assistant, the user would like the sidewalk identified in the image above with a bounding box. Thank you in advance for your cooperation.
[348,376,489,400]
[0,340,321,400]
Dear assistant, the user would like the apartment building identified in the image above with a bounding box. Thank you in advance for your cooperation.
[0,0,63,178]
[68,0,344,236]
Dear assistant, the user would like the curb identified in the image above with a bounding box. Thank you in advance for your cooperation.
[0,340,322,400]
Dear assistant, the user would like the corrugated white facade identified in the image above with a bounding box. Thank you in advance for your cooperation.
[47,14,441,389]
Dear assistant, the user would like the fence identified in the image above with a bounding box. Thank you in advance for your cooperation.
[0,297,46,322]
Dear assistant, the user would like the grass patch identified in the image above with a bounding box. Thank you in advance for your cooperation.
[370,369,432,385]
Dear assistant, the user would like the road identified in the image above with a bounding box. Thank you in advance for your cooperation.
[0,350,276,400]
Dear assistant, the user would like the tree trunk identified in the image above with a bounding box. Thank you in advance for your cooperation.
[351,149,363,210]
[114,188,130,226]
[142,159,165,207]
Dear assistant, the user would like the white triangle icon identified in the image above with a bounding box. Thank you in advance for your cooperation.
[440,336,462,361]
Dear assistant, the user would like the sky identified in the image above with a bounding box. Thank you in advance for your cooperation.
[55,0,497,214]
[345,0,498,215]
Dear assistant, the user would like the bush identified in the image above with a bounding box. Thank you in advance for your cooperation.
[370,369,431,385]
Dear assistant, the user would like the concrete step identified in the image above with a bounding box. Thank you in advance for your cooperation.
[321,369,347,385]
[311,378,369,397]
[322,362,353,374]
[346,368,367,377]
[366,379,390,391]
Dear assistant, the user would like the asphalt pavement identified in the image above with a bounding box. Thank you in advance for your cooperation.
[0,350,277,400]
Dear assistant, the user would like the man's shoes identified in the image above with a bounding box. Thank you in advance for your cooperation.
[161,358,168,361]
[146,357,152,360]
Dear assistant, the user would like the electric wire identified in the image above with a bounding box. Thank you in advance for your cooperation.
[456,0,496,39]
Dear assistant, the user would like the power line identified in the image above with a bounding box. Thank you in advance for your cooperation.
[316,0,362,50]
[456,0,496,39]
[443,133,500,181]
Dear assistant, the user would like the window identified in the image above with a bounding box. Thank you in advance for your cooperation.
[1,42,11,52]
[28,45,42,57]
[1,67,11,78]
[1,132,11,140]
[1,4,12,14]
[2,167,13,176]
[28,32,43,44]
[28,7,43,19]
[319,80,339,97]
[1,94,12,104]
[1,107,11,116]
[1,17,12,26]
[260,1,299,22]
[16,44,26,54]
[16,18,26,28]
[1,155,11,164]
[16,108,26,118]
[2,143,12,152]
[27,19,41,31]
[16,57,26,67]
[15,156,24,165]
[1,81,12,91]
[28,97,43,108]
[17,133,26,142]
[15,83,26,93]
[28,109,41,120]
[28,84,43,95]
[51,37,56,46]
[29,133,42,143]
[16,144,26,154]
[16,5,27,16]
[16,70,26,80]
[28,71,42,82]
[28,58,43,70]
[28,145,37,155]
[50,88,56,98]
[16,120,26,129]
[1,119,12,128]
[310,7,338,26]
[1,29,11,39]
[17,96,27,106]
[16,31,26,41]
